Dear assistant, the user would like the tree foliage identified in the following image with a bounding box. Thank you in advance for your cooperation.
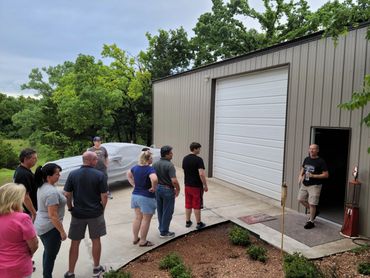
[139,27,192,79]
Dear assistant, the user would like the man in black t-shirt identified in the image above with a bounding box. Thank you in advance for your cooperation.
[182,142,208,230]
[298,144,329,229]
[64,151,108,277]
[13,148,38,222]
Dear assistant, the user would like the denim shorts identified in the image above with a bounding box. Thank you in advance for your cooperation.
[131,194,157,214]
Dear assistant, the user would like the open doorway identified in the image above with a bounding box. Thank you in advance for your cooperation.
[312,128,351,224]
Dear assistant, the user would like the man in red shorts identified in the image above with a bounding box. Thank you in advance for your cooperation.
[182,142,208,229]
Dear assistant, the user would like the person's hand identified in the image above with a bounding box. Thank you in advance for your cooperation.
[60,231,67,241]
[175,188,180,197]
[149,187,155,193]
[203,185,208,192]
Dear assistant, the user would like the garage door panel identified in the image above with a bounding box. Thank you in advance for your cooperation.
[214,172,281,200]
[213,67,288,200]
[215,124,285,141]
[219,81,286,100]
[214,143,283,165]
[217,71,288,90]
[216,134,284,148]
[216,118,285,127]
[214,161,282,187]
[214,149,283,170]
[216,95,286,106]
[216,104,286,119]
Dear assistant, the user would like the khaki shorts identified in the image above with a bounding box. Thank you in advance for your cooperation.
[68,214,106,240]
[297,184,322,206]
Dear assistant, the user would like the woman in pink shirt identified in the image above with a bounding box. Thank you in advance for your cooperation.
[0,183,39,278]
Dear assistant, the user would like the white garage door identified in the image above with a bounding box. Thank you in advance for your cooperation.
[213,67,288,200]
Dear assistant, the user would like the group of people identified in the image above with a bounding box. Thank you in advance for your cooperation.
[127,142,208,247]
[0,139,328,278]
[0,138,209,278]
[0,137,110,278]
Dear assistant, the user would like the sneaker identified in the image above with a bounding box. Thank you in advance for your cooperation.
[107,192,113,199]
[185,220,193,228]
[93,265,105,277]
[160,231,175,238]
[304,221,315,229]
[64,272,75,278]
[196,222,206,230]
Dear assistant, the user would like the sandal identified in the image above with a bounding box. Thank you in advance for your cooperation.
[133,238,140,245]
[139,240,154,247]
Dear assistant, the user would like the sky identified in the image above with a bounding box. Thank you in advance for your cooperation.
[0,0,323,97]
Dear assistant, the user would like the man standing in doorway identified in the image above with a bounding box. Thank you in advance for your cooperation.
[13,148,38,222]
[182,142,208,230]
[88,136,112,199]
[153,145,180,238]
[298,144,329,229]
[64,151,108,278]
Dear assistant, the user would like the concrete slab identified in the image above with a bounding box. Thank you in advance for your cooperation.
[32,169,357,277]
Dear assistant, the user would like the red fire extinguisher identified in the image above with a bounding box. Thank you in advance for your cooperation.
[340,166,361,238]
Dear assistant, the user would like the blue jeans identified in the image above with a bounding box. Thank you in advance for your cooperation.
[40,228,62,278]
[156,185,175,235]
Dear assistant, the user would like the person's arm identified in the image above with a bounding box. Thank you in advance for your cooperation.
[26,236,38,256]
[47,205,67,240]
[149,173,158,193]
[101,192,108,210]
[23,193,37,222]
[198,168,208,192]
[171,177,180,197]
[298,167,305,184]
[127,170,135,187]
[64,191,73,211]
[104,147,109,168]
[309,170,329,179]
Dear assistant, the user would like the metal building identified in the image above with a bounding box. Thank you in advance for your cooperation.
[152,24,370,236]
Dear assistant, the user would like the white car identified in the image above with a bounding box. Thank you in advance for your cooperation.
[50,142,160,185]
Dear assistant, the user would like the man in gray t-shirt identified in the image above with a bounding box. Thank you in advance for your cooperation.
[88,136,108,174]
[88,136,112,199]
[153,145,180,238]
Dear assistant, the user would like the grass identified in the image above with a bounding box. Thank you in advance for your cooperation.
[0,168,13,185]
[0,139,61,185]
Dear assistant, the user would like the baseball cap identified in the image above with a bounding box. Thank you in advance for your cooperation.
[93,136,101,142]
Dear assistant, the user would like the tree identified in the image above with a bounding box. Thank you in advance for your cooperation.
[191,0,265,66]
[0,93,34,137]
[102,44,153,144]
[139,27,192,79]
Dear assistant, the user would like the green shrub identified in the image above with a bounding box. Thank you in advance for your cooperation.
[229,225,250,246]
[103,269,131,278]
[0,139,18,169]
[358,262,370,275]
[159,252,192,278]
[159,252,183,270]
[283,252,323,278]
[247,245,267,263]
[169,263,192,278]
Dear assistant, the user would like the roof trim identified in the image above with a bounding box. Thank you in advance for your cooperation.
[153,21,370,83]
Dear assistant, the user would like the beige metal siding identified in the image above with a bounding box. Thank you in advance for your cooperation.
[153,26,370,235]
